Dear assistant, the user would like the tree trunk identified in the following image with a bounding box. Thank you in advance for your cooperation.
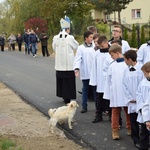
[118,10,121,24]
[114,11,116,22]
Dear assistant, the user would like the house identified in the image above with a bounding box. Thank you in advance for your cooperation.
[91,0,150,27]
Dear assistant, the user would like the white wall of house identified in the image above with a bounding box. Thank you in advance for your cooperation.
[110,0,150,25]
[90,9,104,21]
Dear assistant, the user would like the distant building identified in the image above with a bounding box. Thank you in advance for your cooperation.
[91,0,150,27]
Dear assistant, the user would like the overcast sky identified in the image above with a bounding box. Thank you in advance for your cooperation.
[0,0,5,3]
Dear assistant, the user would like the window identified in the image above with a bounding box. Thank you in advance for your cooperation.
[132,9,141,18]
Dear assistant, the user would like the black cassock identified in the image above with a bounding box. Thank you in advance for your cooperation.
[56,71,76,100]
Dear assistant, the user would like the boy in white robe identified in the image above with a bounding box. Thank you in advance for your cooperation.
[136,61,150,150]
[137,42,150,65]
[74,30,95,113]
[90,35,112,123]
[123,50,143,148]
[103,44,131,140]
[109,25,130,54]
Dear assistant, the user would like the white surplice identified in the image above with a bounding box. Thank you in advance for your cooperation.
[123,62,143,114]
[89,50,113,93]
[109,39,130,54]
[52,30,79,71]
[103,60,127,107]
[142,92,150,123]
[73,44,95,80]
[136,78,150,123]
[137,43,150,65]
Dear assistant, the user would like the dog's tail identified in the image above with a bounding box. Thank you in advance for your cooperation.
[48,109,56,117]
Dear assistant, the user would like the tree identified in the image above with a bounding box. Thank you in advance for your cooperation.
[91,0,133,24]
[130,24,137,48]
[123,28,128,41]
[25,17,48,34]
[140,25,145,45]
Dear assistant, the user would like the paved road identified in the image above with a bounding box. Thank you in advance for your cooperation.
[0,51,137,150]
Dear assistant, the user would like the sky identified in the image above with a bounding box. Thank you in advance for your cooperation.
[0,0,5,3]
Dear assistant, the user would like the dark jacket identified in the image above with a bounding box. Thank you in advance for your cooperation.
[23,33,30,43]
[29,33,38,44]
[39,33,49,46]
[16,36,23,44]
[0,36,5,46]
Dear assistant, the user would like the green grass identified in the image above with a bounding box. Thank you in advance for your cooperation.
[0,139,15,150]
[0,138,23,150]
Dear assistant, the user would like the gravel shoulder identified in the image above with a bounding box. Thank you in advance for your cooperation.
[0,83,85,150]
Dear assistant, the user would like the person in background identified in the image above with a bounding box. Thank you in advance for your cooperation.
[23,29,30,54]
[0,34,5,52]
[52,16,79,104]
[93,33,100,51]
[137,40,150,65]
[109,25,130,54]
[74,30,95,113]
[29,29,38,58]
[123,50,143,148]
[16,33,23,52]
[8,33,16,51]
[136,61,150,150]
[87,25,97,35]
[39,31,50,57]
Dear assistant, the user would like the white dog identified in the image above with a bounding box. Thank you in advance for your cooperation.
[48,100,79,133]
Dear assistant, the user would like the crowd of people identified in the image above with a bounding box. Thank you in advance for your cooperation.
[0,15,150,150]
[52,16,150,150]
[0,29,50,58]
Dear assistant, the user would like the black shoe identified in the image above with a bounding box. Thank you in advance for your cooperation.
[92,116,103,123]
[63,99,70,104]
[81,108,87,113]
[134,143,140,149]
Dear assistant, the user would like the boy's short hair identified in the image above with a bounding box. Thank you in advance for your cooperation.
[97,35,107,45]
[87,25,97,33]
[113,25,122,32]
[109,44,122,54]
[84,30,93,40]
[111,40,122,46]
[93,33,100,40]
[123,50,137,62]
[141,61,150,73]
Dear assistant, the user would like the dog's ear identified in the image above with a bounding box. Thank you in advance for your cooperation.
[70,104,74,107]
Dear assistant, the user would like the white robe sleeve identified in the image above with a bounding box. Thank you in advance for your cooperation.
[136,83,144,112]
[122,69,134,105]
[103,67,111,100]
[73,46,82,69]
[69,35,79,50]
[142,93,150,122]
[89,55,97,86]
[52,35,57,51]
[137,44,144,64]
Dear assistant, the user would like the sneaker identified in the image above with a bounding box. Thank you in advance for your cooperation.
[92,116,103,123]
[103,111,109,116]
[134,143,140,149]
[127,129,131,136]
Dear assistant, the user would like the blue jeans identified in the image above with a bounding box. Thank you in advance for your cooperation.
[25,43,30,54]
[31,43,36,56]
[82,80,96,109]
